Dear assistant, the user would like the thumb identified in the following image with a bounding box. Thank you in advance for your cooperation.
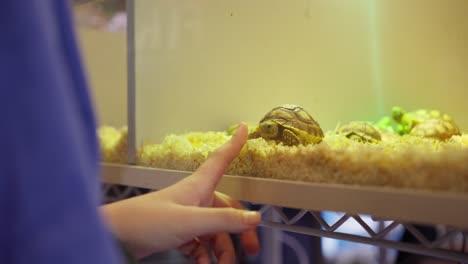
[182,206,260,236]
[192,122,248,190]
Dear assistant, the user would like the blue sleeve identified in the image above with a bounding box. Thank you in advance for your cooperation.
[0,1,123,263]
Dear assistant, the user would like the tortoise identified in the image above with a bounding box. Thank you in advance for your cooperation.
[337,121,382,143]
[392,106,456,135]
[409,118,461,141]
[248,104,324,146]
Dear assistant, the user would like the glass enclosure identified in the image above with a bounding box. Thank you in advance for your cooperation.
[133,0,468,145]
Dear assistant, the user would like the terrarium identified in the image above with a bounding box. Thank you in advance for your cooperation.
[99,0,468,191]
[91,0,468,262]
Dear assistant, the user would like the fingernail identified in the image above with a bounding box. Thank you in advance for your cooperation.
[236,122,246,132]
[243,211,260,225]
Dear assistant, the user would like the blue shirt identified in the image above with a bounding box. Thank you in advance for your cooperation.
[0,1,123,263]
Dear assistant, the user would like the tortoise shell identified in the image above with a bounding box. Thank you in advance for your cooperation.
[409,118,461,141]
[250,104,324,146]
[392,106,456,134]
[338,121,382,143]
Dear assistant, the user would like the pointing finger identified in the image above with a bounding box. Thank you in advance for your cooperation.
[192,122,248,191]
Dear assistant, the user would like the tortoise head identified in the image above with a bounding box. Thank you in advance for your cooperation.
[258,120,280,140]
[392,106,406,123]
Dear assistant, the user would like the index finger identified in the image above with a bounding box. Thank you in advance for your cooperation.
[192,122,248,190]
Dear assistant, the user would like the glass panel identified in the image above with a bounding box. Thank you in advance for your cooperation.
[74,0,127,127]
[134,0,468,145]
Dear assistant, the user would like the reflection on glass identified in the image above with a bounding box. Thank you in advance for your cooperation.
[74,0,127,32]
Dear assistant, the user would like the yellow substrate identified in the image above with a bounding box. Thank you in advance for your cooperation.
[98,126,468,193]
[98,126,128,163]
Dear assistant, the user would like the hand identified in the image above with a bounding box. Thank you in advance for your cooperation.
[101,123,261,263]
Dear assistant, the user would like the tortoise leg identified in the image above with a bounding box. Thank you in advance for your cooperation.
[283,129,301,146]
[247,130,261,140]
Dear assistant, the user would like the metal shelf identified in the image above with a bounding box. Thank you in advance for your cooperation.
[259,206,467,263]
[101,162,468,263]
[102,163,468,229]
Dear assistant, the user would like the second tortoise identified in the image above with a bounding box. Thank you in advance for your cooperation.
[337,121,382,143]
